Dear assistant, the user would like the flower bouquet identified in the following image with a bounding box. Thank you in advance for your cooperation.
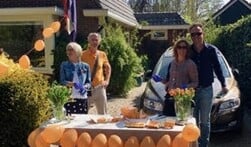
[169,88,195,122]
[47,82,71,122]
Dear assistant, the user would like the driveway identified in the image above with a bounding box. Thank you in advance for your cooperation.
[209,108,251,147]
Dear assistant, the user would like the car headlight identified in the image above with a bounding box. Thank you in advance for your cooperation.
[219,99,240,112]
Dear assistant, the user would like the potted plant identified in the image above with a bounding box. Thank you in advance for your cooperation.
[47,82,71,122]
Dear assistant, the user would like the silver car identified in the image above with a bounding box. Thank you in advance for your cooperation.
[140,47,243,132]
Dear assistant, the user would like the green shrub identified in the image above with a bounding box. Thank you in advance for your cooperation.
[213,15,251,105]
[0,69,51,146]
[100,24,144,96]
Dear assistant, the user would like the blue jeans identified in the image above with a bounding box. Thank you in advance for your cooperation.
[193,86,213,147]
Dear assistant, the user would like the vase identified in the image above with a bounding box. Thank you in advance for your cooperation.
[174,100,192,122]
[52,105,65,122]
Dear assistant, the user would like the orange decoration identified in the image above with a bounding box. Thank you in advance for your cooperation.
[77,132,92,147]
[108,134,123,147]
[156,134,172,147]
[60,129,78,147]
[40,124,65,144]
[50,21,61,33]
[34,40,45,51]
[92,133,108,147]
[0,62,8,76]
[35,133,50,147]
[140,136,155,147]
[182,123,200,142]
[27,128,43,147]
[172,133,189,147]
[18,55,30,69]
[124,136,139,147]
[42,27,54,38]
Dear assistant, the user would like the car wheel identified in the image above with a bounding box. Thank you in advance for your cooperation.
[232,107,244,133]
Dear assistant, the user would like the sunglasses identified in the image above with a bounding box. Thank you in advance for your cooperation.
[177,45,188,49]
[191,32,202,37]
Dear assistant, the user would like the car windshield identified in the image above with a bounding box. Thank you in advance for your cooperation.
[153,50,231,80]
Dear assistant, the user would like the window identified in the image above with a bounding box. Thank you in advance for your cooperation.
[0,22,45,67]
[151,31,167,40]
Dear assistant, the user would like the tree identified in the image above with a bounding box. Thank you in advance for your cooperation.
[128,0,224,22]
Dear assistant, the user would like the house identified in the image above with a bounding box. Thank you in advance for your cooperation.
[212,0,251,25]
[135,12,189,69]
[0,0,189,74]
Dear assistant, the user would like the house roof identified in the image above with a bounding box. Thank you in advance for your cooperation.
[213,0,251,19]
[134,12,189,30]
[83,0,138,27]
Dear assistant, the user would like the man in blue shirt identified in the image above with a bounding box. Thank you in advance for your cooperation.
[189,23,228,147]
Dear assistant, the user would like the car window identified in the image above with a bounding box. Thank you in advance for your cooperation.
[217,55,231,78]
[153,56,173,80]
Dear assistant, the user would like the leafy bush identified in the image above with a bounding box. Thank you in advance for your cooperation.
[213,15,251,105]
[0,69,51,146]
[100,24,144,96]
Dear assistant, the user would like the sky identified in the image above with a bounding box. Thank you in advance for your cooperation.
[223,0,251,5]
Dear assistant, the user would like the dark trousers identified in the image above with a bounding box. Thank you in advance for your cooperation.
[162,97,176,116]
[64,98,88,115]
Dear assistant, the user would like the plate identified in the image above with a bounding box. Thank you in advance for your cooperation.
[89,115,113,123]
[124,118,147,128]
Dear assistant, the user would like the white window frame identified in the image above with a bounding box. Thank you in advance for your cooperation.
[0,7,63,74]
[151,30,168,40]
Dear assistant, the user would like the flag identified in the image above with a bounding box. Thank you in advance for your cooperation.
[64,0,77,41]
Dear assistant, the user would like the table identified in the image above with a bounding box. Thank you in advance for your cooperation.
[43,114,197,147]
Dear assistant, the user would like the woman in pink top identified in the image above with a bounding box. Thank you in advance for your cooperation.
[163,39,198,116]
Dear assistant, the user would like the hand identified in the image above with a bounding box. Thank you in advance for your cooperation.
[102,80,109,88]
[74,82,86,95]
[67,82,74,87]
[152,74,163,82]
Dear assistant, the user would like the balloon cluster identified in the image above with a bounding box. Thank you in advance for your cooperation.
[27,123,200,147]
[18,21,61,70]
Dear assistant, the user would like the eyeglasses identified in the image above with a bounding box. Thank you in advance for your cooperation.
[191,32,202,37]
[176,45,188,49]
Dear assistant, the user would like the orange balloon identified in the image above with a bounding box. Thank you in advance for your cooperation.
[108,134,123,147]
[77,132,92,147]
[156,134,172,147]
[40,125,65,144]
[124,136,139,147]
[182,124,200,142]
[42,27,54,38]
[35,133,50,147]
[172,133,189,147]
[92,133,108,147]
[27,128,43,147]
[140,136,155,147]
[34,40,45,51]
[18,55,30,69]
[60,129,78,147]
[0,62,8,76]
[50,21,61,33]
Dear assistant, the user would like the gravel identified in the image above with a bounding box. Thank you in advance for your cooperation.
[88,83,146,116]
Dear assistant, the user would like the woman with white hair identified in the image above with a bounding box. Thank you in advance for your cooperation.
[60,42,91,114]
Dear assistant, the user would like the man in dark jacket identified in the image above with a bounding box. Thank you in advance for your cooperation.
[189,23,228,147]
